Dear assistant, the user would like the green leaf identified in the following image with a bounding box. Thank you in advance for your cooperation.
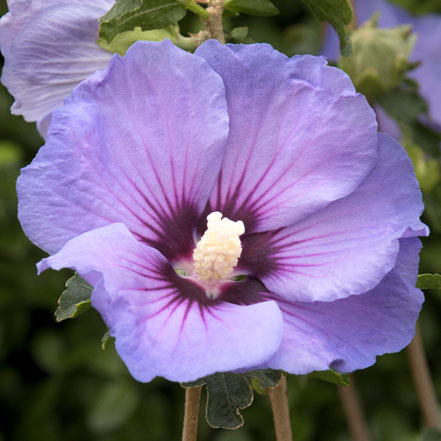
[301,0,353,56]
[182,369,282,428]
[247,369,281,394]
[183,372,253,429]
[55,274,92,322]
[389,0,441,15]
[224,0,279,17]
[101,331,111,350]
[177,0,209,18]
[308,369,350,386]
[416,274,441,290]
[99,0,187,43]
[98,25,197,55]
[378,82,441,158]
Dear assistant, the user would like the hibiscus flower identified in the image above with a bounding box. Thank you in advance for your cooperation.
[18,40,427,382]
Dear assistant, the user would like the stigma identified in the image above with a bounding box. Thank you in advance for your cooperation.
[193,212,245,283]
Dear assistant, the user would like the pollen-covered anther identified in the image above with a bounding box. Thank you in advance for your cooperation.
[193,212,245,282]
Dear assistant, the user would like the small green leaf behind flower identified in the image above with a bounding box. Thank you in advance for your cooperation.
[378,81,441,159]
[416,274,441,290]
[98,25,197,55]
[99,0,187,44]
[302,0,353,56]
[308,369,350,386]
[55,273,92,322]
[182,369,281,429]
[224,0,279,17]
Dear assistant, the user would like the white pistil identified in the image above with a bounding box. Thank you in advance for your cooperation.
[193,212,245,283]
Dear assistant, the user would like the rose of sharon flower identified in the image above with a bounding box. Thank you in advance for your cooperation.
[322,0,441,135]
[18,40,427,382]
[0,0,114,135]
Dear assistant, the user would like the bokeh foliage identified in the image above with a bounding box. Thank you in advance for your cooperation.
[1,0,441,440]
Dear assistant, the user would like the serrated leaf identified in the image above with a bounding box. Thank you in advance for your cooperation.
[204,373,253,429]
[224,0,279,17]
[308,369,350,386]
[55,274,92,322]
[183,372,253,429]
[302,0,353,56]
[416,274,441,290]
[99,0,186,43]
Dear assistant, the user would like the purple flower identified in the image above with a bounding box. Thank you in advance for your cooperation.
[322,0,441,131]
[18,40,427,382]
[0,0,114,135]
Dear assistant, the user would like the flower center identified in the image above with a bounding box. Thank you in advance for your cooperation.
[193,212,245,283]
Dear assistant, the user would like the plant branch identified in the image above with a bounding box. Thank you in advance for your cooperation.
[338,374,371,441]
[205,0,225,43]
[182,386,202,441]
[268,374,293,441]
[407,324,441,430]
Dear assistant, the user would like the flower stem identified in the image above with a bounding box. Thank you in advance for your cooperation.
[268,374,293,441]
[338,374,371,441]
[205,0,225,43]
[182,386,202,441]
[406,324,441,430]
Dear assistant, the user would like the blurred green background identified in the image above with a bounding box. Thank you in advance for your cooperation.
[1,0,441,440]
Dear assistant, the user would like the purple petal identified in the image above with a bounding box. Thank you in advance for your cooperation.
[264,237,424,374]
[195,41,378,232]
[39,223,284,382]
[239,133,427,302]
[17,41,229,260]
[0,0,114,125]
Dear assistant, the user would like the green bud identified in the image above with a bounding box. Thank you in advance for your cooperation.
[338,15,416,99]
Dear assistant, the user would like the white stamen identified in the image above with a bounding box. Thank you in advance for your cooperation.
[193,212,245,282]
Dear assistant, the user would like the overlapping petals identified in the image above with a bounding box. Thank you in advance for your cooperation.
[238,133,427,302]
[0,0,114,131]
[18,40,427,381]
[196,41,378,232]
[39,223,283,382]
[265,238,424,374]
[17,41,229,259]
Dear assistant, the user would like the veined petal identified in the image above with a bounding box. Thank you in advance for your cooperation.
[239,134,427,302]
[0,0,114,124]
[17,41,229,260]
[265,237,424,374]
[196,41,378,232]
[39,223,284,382]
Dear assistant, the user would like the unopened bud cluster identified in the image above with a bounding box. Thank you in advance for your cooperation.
[338,15,416,98]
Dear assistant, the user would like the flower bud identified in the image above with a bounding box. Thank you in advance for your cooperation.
[338,16,416,99]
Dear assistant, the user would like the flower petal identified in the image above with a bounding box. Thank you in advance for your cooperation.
[239,133,427,302]
[0,0,114,124]
[195,41,378,232]
[39,223,284,382]
[264,237,424,374]
[17,41,229,260]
